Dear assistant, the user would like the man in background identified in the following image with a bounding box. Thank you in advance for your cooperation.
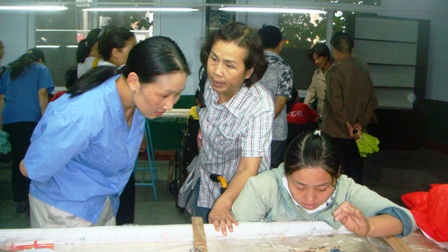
[322,32,378,184]
[258,25,293,168]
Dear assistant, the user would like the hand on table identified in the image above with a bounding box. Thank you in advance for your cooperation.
[208,201,239,236]
[333,201,370,237]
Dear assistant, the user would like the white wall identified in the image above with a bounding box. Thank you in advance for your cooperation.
[382,0,448,102]
[155,0,206,96]
[0,12,35,66]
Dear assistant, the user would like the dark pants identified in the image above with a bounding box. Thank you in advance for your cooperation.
[332,138,363,184]
[116,172,135,225]
[193,178,211,223]
[270,140,288,169]
[3,122,37,202]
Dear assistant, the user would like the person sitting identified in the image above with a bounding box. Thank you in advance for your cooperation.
[232,130,416,238]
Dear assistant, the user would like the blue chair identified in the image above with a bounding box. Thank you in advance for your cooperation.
[135,120,159,201]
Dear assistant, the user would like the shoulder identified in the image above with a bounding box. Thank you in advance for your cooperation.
[246,169,279,190]
[250,84,274,110]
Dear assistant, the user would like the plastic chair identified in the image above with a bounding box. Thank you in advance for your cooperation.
[135,119,159,201]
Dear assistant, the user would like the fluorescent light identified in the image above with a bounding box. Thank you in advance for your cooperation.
[219,7,326,14]
[36,45,60,48]
[83,7,198,12]
[0,5,67,11]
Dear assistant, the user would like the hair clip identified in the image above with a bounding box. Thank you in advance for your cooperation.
[314,129,321,136]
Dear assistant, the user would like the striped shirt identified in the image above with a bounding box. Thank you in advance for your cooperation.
[196,80,274,208]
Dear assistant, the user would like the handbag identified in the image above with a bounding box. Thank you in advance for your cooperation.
[177,156,200,215]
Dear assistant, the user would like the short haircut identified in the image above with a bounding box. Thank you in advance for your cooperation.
[330,32,353,54]
[258,25,283,49]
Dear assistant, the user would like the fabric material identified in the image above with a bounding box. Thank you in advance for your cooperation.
[321,57,378,139]
[304,68,326,115]
[260,50,293,141]
[116,172,135,225]
[0,63,54,124]
[258,50,293,141]
[193,80,274,209]
[270,140,287,169]
[287,102,318,125]
[232,164,416,238]
[24,75,145,224]
[30,194,116,228]
[77,56,114,77]
[3,122,37,202]
[356,133,380,158]
[333,137,364,184]
[402,184,448,242]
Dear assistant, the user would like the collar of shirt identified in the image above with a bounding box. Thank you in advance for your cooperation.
[209,80,252,118]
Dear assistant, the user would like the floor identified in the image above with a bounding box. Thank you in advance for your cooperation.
[1,149,448,230]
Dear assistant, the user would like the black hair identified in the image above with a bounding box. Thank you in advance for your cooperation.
[64,66,78,90]
[258,25,283,49]
[98,27,135,61]
[200,22,267,87]
[76,28,102,63]
[307,42,331,61]
[284,131,341,183]
[68,36,190,97]
[330,32,353,54]
[8,48,45,80]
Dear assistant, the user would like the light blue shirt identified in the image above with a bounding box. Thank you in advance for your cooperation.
[0,63,54,124]
[24,75,145,224]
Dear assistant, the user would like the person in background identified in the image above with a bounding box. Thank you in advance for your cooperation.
[321,32,378,185]
[50,66,78,102]
[0,48,54,214]
[304,42,332,117]
[76,28,107,78]
[232,131,416,238]
[257,25,293,169]
[0,41,6,76]
[180,22,273,236]
[286,88,318,146]
[98,27,136,69]
[19,36,190,228]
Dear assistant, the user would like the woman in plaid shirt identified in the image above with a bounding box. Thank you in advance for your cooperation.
[190,22,274,235]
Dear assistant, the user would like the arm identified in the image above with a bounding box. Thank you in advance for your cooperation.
[304,71,318,105]
[358,79,378,128]
[333,202,404,237]
[326,67,348,125]
[273,95,288,118]
[19,160,29,177]
[38,88,49,115]
[209,156,262,235]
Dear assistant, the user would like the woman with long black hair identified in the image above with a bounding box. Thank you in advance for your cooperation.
[0,48,54,214]
[19,36,190,228]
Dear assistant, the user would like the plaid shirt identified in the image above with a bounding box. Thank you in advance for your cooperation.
[258,50,293,141]
[196,80,274,208]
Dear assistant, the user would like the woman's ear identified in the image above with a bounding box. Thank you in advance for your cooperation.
[244,67,254,80]
[127,72,139,91]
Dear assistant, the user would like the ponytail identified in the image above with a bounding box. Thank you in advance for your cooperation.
[67,66,119,97]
